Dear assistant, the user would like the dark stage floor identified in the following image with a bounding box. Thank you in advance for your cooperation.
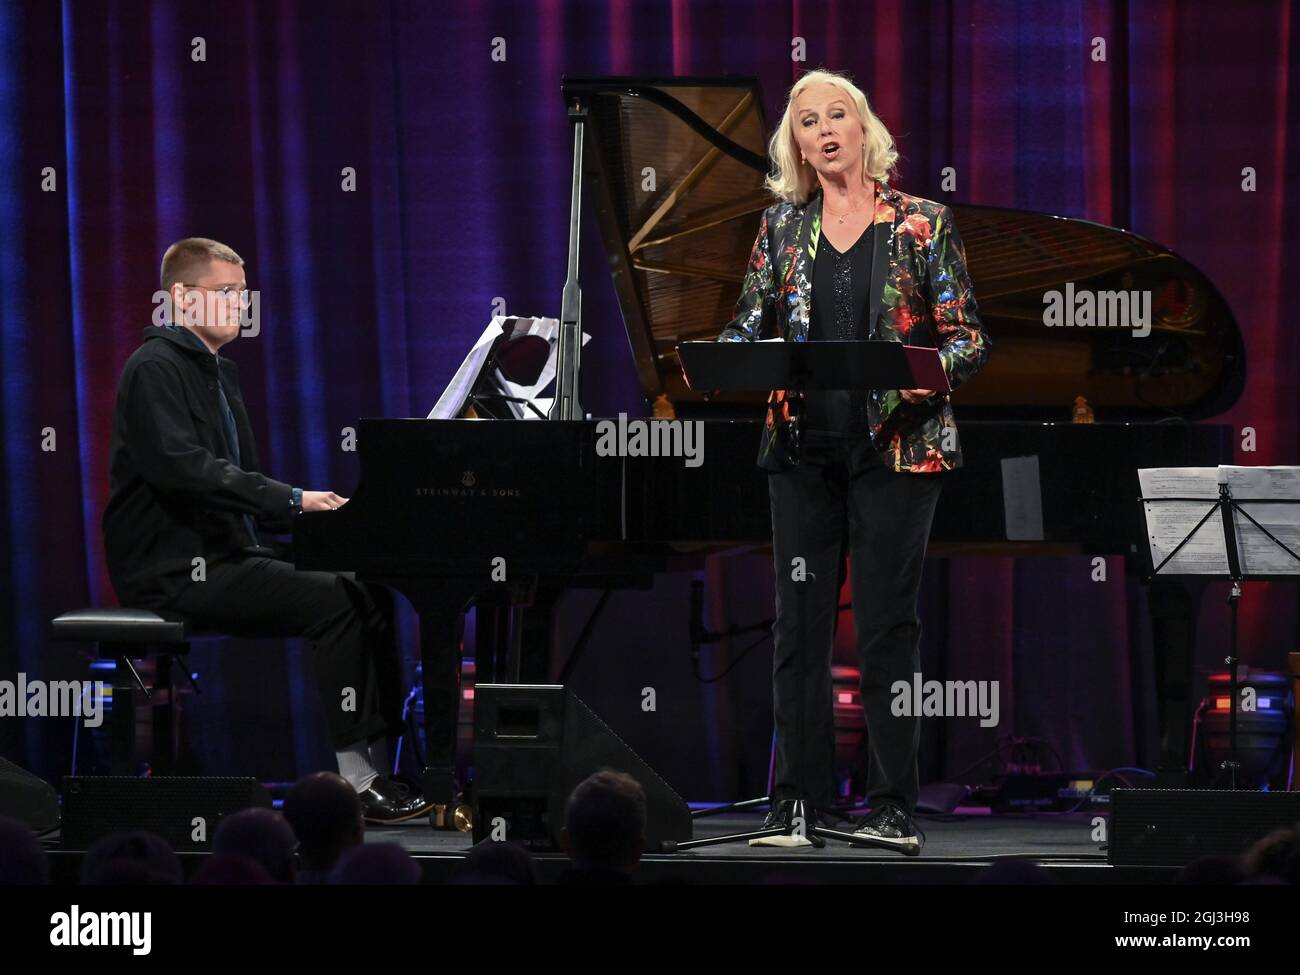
[46,806,1184,884]
[356,808,1176,885]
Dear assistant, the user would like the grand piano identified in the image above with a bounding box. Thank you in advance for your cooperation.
[294,76,1245,812]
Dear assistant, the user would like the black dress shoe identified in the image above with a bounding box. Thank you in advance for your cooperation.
[357,777,435,824]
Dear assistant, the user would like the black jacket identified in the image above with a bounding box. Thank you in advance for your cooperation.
[102,326,295,607]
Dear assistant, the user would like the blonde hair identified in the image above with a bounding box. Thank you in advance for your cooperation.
[765,68,899,206]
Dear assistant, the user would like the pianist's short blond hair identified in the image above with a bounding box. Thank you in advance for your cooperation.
[160,238,245,294]
[765,68,898,206]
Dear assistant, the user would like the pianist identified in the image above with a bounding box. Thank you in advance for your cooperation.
[101,237,432,824]
[718,70,990,853]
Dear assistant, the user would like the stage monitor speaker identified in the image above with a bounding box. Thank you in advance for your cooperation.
[0,757,60,832]
[472,684,692,850]
[61,776,271,851]
[1108,788,1300,866]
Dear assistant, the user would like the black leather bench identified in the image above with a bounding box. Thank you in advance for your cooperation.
[51,608,206,775]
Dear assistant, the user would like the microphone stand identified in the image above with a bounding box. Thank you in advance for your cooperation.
[681,581,880,853]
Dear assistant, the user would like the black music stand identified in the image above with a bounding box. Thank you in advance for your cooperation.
[1139,468,1300,790]
[466,325,553,419]
[663,339,948,853]
[679,339,951,393]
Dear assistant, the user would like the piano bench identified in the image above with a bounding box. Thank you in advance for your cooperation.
[51,608,216,776]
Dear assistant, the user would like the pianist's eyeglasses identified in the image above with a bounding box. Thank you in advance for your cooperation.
[179,283,252,307]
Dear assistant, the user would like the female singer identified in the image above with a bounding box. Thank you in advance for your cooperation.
[718,68,990,854]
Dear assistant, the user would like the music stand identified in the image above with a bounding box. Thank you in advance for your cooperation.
[1138,466,1300,789]
[662,339,948,853]
[679,339,950,392]
[466,327,553,419]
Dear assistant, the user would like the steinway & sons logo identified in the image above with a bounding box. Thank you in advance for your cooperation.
[415,470,520,498]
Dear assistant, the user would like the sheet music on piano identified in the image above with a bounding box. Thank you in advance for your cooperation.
[428,315,591,420]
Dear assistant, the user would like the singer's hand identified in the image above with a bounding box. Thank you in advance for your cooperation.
[900,388,936,404]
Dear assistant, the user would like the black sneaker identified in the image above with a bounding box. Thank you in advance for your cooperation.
[850,803,923,856]
[749,799,824,848]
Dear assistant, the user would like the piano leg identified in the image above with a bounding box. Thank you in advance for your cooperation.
[379,580,485,810]
[420,607,463,807]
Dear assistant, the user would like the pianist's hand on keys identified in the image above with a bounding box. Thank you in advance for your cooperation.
[303,491,349,512]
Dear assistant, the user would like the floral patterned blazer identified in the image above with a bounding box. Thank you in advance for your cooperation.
[717,180,990,474]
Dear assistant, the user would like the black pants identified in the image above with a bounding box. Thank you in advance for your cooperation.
[162,556,405,750]
[767,433,943,812]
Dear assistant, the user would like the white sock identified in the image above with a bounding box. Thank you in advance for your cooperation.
[336,741,379,793]
[368,737,391,776]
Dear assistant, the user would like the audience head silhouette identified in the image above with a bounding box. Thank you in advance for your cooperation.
[81,830,183,885]
[0,816,50,885]
[214,807,297,884]
[560,769,646,880]
[329,842,421,885]
[283,772,364,881]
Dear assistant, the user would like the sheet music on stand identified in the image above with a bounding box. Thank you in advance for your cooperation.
[428,315,590,420]
[1138,465,1300,577]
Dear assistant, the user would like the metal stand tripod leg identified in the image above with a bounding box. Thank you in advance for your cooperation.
[665,799,913,854]
[1213,581,1243,789]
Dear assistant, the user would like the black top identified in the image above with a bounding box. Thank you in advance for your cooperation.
[102,327,295,608]
[805,221,876,436]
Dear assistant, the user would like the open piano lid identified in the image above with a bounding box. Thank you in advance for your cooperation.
[565,75,1245,422]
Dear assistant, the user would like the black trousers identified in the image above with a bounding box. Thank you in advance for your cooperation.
[162,555,405,751]
[767,433,943,812]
